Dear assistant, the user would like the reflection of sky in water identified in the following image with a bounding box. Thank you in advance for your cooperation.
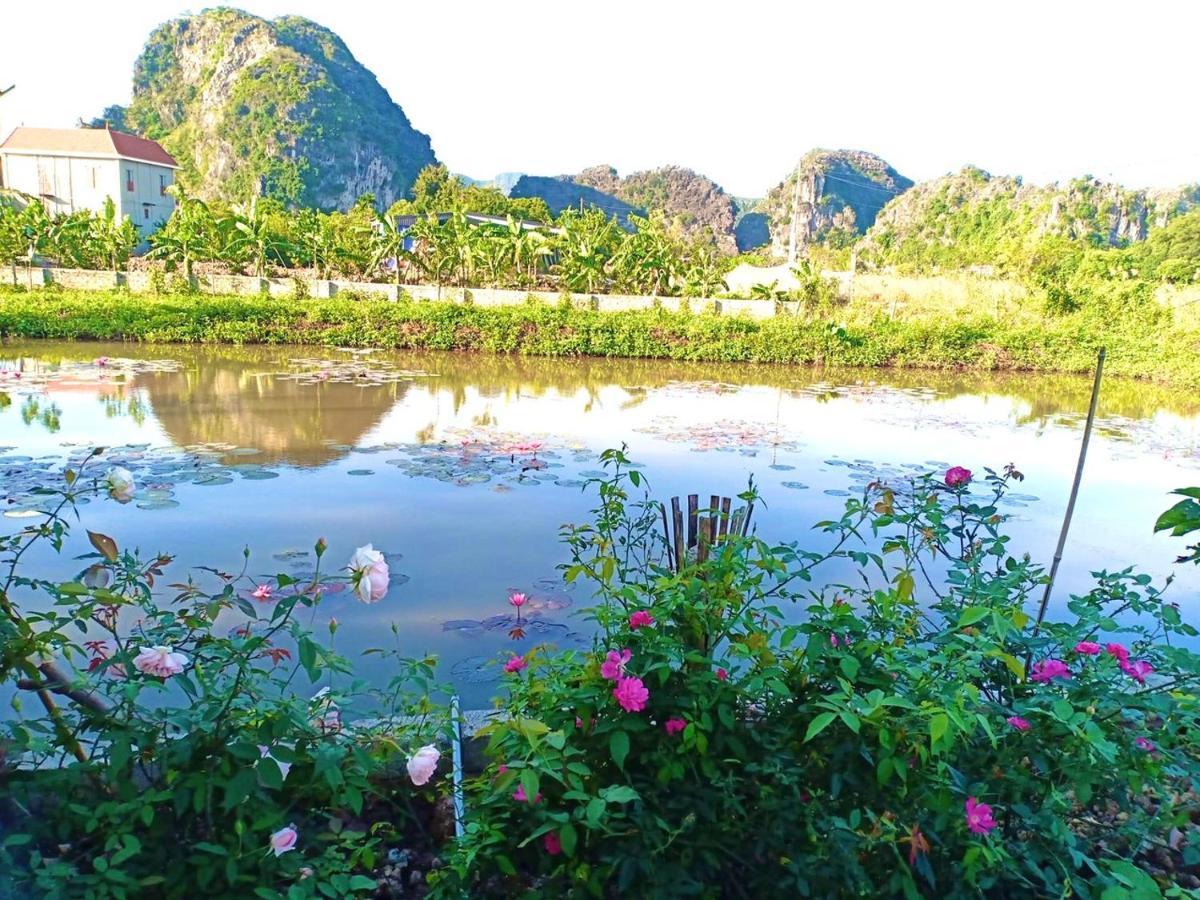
[2,342,1199,706]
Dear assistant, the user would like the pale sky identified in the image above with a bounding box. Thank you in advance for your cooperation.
[3,0,1197,198]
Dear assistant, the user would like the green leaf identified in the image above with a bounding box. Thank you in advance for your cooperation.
[348,876,378,892]
[805,712,837,742]
[559,822,578,857]
[599,785,639,804]
[957,606,990,628]
[585,797,606,828]
[257,756,283,790]
[839,711,861,734]
[519,770,540,804]
[930,713,949,745]
[610,731,630,769]
[839,656,860,680]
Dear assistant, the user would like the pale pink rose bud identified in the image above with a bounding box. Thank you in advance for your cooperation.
[347,544,389,604]
[132,645,188,678]
[104,466,135,503]
[269,825,298,857]
[406,744,440,786]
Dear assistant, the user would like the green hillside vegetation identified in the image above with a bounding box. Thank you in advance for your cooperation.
[124,9,436,209]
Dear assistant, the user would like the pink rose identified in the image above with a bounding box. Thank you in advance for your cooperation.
[600,648,632,681]
[629,610,655,630]
[1105,643,1130,664]
[715,668,728,681]
[613,676,649,713]
[504,655,527,674]
[1135,736,1155,752]
[104,466,135,503]
[347,544,389,604]
[1030,659,1071,683]
[251,584,274,602]
[1073,641,1101,655]
[512,784,542,804]
[543,831,562,855]
[664,717,687,736]
[269,825,298,857]
[1121,659,1153,684]
[965,797,997,835]
[132,645,188,678]
[509,592,527,609]
[944,466,972,489]
[1006,716,1031,731]
[406,744,440,786]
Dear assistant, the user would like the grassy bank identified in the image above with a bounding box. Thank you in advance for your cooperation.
[1,287,1197,386]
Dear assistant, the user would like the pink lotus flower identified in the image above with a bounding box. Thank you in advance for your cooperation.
[965,797,997,835]
[512,784,542,804]
[132,645,189,678]
[629,610,655,630]
[664,717,687,736]
[1135,736,1155,752]
[613,676,649,713]
[347,544,389,604]
[1105,643,1130,664]
[251,584,274,602]
[944,466,973,489]
[504,655,528,674]
[1006,716,1031,731]
[600,648,632,681]
[269,825,298,857]
[1030,659,1071,683]
[95,356,109,367]
[543,831,562,855]
[406,744,440,786]
[509,592,527,609]
[715,668,728,681]
[1121,659,1153,684]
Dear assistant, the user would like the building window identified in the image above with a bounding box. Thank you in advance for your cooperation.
[90,167,96,189]
[143,206,151,220]
[126,168,134,192]
[159,174,167,196]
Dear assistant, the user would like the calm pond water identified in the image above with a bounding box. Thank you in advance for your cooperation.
[2,341,1199,705]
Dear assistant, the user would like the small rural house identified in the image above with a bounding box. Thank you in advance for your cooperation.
[0,125,179,236]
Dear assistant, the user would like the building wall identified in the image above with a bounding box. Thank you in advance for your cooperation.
[116,160,176,235]
[0,152,174,236]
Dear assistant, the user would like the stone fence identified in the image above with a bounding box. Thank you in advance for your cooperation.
[4,265,780,320]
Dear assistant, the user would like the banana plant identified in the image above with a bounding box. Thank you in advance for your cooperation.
[147,191,218,278]
[89,198,140,271]
[221,197,291,278]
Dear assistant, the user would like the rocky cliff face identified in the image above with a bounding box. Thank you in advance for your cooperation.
[126,9,437,210]
[508,175,641,227]
[857,167,1200,269]
[761,150,913,257]
[573,165,739,253]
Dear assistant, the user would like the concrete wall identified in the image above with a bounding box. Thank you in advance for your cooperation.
[5,266,779,320]
[118,160,176,237]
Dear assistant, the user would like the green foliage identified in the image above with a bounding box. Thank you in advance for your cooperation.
[0,200,140,271]
[0,455,447,897]
[2,287,1199,387]
[1154,487,1200,565]
[434,457,1200,896]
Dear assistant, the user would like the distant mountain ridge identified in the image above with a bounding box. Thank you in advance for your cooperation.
[857,166,1200,270]
[121,8,436,209]
[760,150,914,257]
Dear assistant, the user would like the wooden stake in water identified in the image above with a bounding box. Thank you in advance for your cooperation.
[1034,347,1105,630]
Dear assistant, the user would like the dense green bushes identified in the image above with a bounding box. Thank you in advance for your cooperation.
[2,288,1198,386]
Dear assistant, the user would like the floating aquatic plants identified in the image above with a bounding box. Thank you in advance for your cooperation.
[633,417,803,454]
[278,356,435,387]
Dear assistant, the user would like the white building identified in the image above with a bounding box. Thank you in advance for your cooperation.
[0,126,179,236]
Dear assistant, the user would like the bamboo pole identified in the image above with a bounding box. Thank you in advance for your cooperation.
[1033,347,1105,631]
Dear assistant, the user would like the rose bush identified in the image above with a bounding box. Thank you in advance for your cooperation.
[434,450,1200,897]
[0,453,450,897]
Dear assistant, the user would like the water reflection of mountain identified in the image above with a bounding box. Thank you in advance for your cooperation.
[6,343,1198,461]
[138,355,410,467]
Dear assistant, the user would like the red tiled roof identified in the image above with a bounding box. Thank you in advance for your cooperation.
[0,126,179,168]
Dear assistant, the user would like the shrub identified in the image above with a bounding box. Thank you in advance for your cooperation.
[435,452,1200,897]
[0,454,449,897]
